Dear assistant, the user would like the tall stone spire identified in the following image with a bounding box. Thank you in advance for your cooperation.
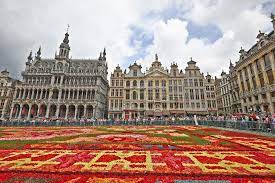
[27,50,33,62]
[58,27,71,59]
[102,48,106,60]
[36,46,41,60]
[99,52,102,60]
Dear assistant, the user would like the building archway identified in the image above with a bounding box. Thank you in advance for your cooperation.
[68,105,75,119]
[30,104,38,119]
[59,105,66,118]
[86,105,93,118]
[49,105,57,118]
[21,104,29,119]
[39,104,47,117]
[77,105,84,119]
[12,104,20,118]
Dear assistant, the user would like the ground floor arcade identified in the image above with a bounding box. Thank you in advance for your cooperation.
[10,103,96,120]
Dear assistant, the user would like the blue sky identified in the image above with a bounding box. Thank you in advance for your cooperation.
[0,0,274,78]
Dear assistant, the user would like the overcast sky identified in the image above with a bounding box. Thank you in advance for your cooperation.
[0,0,274,79]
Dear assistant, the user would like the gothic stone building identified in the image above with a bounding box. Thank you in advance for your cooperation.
[235,14,275,114]
[10,32,108,120]
[0,70,20,120]
[108,55,217,119]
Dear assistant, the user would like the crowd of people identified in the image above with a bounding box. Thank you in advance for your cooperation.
[3,114,275,133]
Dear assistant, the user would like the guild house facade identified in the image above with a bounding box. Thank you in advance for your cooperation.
[9,31,109,120]
[235,14,275,114]
[108,54,217,119]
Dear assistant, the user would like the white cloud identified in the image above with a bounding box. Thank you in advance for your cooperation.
[0,0,274,79]
[136,0,274,77]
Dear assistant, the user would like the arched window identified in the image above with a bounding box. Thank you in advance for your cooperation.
[57,62,63,70]
[133,91,137,100]
[140,80,144,87]
[133,80,137,87]
[126,80,130,87]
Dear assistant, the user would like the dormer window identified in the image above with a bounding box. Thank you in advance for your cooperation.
[133,70,137,76]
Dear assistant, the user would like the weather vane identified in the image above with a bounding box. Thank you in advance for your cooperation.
[67,24,70,33]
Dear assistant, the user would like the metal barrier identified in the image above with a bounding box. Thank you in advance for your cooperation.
[0,120,274,134]
[198,120,274,134]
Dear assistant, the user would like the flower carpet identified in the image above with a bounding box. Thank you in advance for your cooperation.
[0,126,273,182]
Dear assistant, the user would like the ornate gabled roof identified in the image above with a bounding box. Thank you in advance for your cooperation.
[187,57,196,65]
[129,61,142,69]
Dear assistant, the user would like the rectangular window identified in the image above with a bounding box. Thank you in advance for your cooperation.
[140,90,144,100]
[155,80,159,87]
[155,89,160,100]
[200,89,205,99]
[267,70,274,84]
[184,79,188,87]
[185,90,189,100]
[190,89,194,100]
[189,79,193,87]
[169,95,173,101]
[199,79,203,86]
[194,79,198,87]
[148,80,153,87]
[255,59,261,72]
[169,86,173,93]
[162,89,166,100]
[196,102,200,108]
[162,80,166,87]
[195,89,200,100]
[264,54,271,70]
[148,89,153,100]
[258,73,265,87]
[126,90,130,100]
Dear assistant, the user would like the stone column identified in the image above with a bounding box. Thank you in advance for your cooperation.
[76,90,79,100]
[48,89,53,101]
[65,105,69,119]
[56,105,60,118]
[27,104,32,120]
[9,103,14,119]
[23,89,27,99]
[45,104,50,118]
[18,89,21,99]
[37,104,41,118]
[259,57,269,84]
[74,105,78,120]
[237,71,245,113]
[50,76,55,85]
[83,104,87,118]
[31,89,35,100]
[93,106,96,118]
[18,104,23,119]
[58,90,62,102]
[268,51,275,82]
[60,75,64,86]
